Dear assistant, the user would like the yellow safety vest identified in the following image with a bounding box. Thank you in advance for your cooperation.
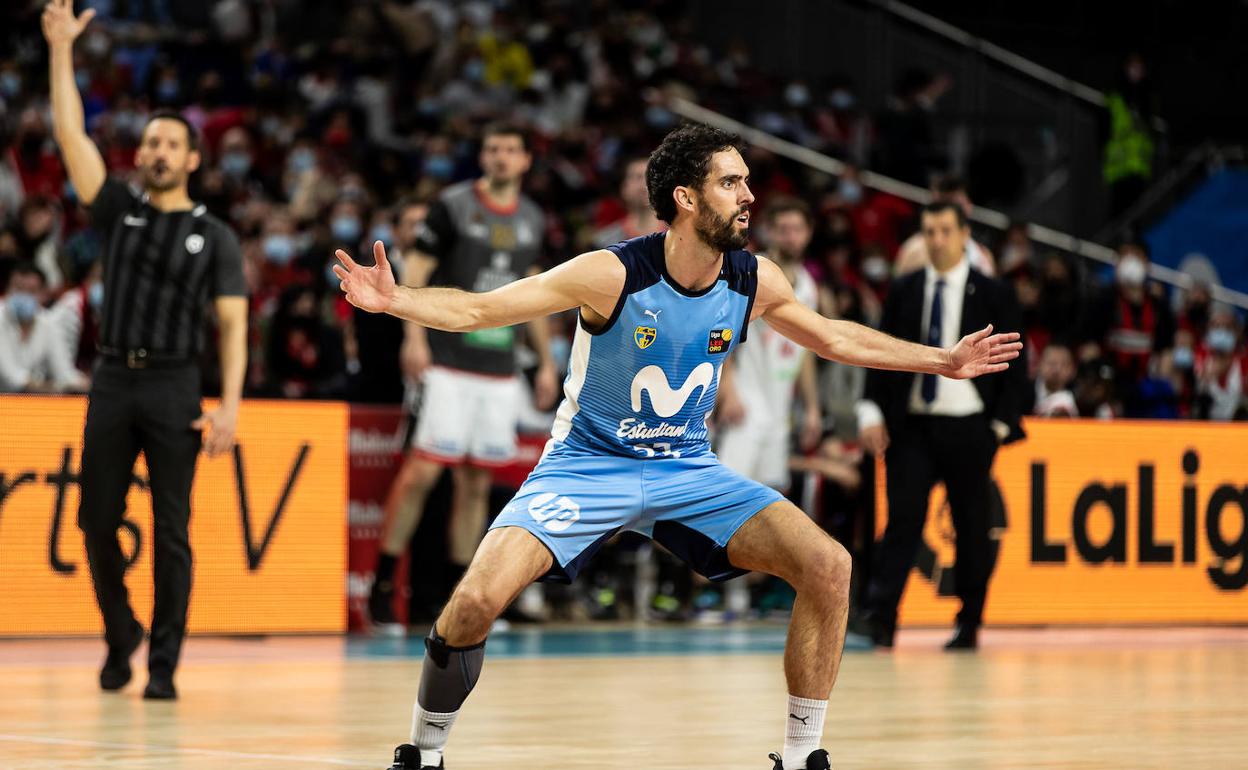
[1103,92,1155,184]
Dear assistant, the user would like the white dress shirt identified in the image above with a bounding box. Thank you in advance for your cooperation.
[857,257,1007,440]
[905,258,983,416]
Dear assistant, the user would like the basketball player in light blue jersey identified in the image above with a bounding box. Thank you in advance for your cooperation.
[334,125,1022,770]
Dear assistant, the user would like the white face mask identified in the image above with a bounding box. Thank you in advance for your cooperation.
[1116,255,1147,288]
[862,256,890,283]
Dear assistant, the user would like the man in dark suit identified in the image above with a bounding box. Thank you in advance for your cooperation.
[851,201,1026,650]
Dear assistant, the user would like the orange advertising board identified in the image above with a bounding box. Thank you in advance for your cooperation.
[0,395,347,636]
[883,419,1248,625]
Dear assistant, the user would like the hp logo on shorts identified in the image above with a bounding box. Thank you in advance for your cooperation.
[527,492,581,532]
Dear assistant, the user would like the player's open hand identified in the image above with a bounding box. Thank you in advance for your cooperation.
[333,241,396,315]
[946,324,1023,379]
[42,0,96,47]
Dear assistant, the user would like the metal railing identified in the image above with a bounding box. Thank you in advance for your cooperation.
[867,0,1168,136]
[868,0,1104,106]
[667,97,1248,311]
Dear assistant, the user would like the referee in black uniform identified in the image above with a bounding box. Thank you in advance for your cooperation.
[45,0,247,700]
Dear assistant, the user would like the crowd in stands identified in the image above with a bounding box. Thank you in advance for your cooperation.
[0,0,1243,423]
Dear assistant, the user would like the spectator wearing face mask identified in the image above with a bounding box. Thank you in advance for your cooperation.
[835,166,913,259]
[0,261,86,392]
[1082,241,1175,393]
[250,209,308,320]
[217,126,256,190]
[1167,328,1199,417]
[1194,312,1247,421]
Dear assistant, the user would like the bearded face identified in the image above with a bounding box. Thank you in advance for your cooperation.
[694,200,750,252]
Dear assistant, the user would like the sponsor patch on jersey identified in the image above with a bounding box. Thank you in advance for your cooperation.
[707,328,733,354]
[635,326,657,349]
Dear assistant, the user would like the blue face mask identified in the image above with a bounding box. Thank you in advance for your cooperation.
[839,179,863,205]
[462,59,485,83]
[830,90,855,110]
[87,282,105,310]
[263,234,296,265]
[331,216,362,243]
[221,151,252,178]
[75,70,91,91]
[7,292,39,324]
[644,105,677,129]
[0,72,21,99]
[156,80,181,103]
[369,224,394,249]
[288,148,316,175]
[326,260,342,287]
[423,154,455,181]
[1172,346,1194,369]
[1207,327,1238,355]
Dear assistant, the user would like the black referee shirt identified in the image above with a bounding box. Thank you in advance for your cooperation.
[90,178,245,359]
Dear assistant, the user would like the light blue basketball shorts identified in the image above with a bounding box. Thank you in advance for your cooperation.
[490,450,785,583]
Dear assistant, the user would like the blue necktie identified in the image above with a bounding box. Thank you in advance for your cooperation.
[921,278,945,404]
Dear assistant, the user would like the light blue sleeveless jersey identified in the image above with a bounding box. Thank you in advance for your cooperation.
[492,232,783,584]
[547,232,758,461]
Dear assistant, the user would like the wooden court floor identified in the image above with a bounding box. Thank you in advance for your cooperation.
[1,626,1245,769]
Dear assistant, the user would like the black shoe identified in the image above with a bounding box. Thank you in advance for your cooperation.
[99,619,144,691]
[369,580,405,636]
[769,748,831,769]
[846,612,894,650]
[388,744,443,769]
[142,674,177,700]
[944,623,979,651]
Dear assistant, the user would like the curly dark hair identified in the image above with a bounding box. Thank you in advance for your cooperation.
[646,124,745,224]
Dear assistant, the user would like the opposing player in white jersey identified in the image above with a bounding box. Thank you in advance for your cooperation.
[717,196,825,489]
[334,125,1021,770]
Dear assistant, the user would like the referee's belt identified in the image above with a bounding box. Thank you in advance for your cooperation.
[98,346,194,369]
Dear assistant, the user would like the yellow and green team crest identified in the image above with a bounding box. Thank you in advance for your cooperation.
[635,326,657,349]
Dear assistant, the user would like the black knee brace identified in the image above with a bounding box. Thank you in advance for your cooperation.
[417,628,486,713]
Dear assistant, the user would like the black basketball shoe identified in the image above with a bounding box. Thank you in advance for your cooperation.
[388,744,444,769]
[769,749,831,769]
[368,580,405,637]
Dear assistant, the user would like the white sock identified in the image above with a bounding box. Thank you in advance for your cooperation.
[411,704,458,764]
[783,694,827,769]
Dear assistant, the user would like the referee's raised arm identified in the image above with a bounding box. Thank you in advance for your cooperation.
[43,0,105,205]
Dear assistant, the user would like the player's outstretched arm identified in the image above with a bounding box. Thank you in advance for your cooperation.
[755,256,1021,379]
[334,241,623,331]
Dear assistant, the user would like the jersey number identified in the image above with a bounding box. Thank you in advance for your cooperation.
[630,442,681,459]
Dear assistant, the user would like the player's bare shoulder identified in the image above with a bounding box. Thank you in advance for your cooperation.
[548,248,628,321]
[750,253,798,320]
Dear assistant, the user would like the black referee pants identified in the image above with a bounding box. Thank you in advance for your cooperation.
[863,413,998,629]
[78,360,202,677]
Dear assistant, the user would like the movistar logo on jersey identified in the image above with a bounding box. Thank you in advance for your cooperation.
[629,363,715,418]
